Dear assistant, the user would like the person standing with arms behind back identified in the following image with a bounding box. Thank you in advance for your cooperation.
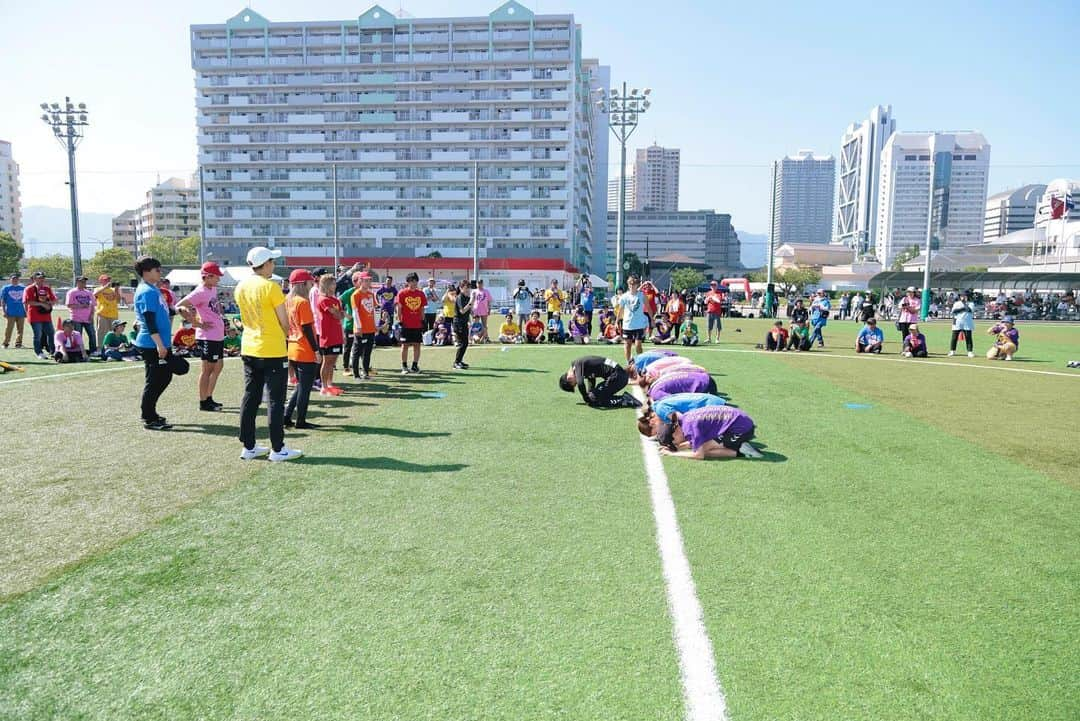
[132,257,176,430]
[618,275,649,363]
[235,247,302,462]
[453,279,473,370]
[396,272,427,374]
[948,291,975,357]
[1,272,26,349]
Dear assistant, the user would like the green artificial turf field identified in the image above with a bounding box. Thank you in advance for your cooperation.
[1,317,1077,720]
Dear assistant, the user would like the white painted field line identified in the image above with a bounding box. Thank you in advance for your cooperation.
[632,386,728,721]
[0,363,144,386]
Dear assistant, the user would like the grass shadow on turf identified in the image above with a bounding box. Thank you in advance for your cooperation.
[297,456,468,473]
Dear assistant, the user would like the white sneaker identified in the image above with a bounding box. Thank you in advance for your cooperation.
[947,351,955,357]
[269,446,303,462]
[1004,355,1013,361]
[738,442,764,459]
[240,445,270,461]
[967,352,974,358]
[903,351,912,358]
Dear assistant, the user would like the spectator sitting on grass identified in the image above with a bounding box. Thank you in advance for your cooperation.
[498,313,521,344]
[788,319,811,351]
[223,326,241,356]
[524,311,546,344]
[570,306,590,344]
[651,318,676,345]
[54,319,88,363]
[374,310,395,347]
[657,405,762,460]
[902,323,928,358]
[101,320,139,361]
[547,312,566,344]
[856,318,884,354]
[469,317,486,344]
[764,320,788,351]
[986,316,1019,361]
[679,316,699,346]
[172,322,197,357]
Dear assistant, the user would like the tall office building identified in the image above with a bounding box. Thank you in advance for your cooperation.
[633,144,679,211]
[0,140,22,245]
[834,105,895,252]
[769,150,835,246]
[112,209,139,255]
[191,2,607,272]
[135,177,201,247]
[607,173,635,212]
[874,132,990,265]
[984,184,1045,240]
[605,209,741,276]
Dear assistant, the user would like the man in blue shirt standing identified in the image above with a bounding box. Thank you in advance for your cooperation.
[1,272,26,349]
[809,289,831,347]
[133,256,181,430]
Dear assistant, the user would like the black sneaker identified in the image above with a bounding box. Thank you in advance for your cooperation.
[283,419,295,429]
[296,421,320,430]
[410,364,420,374]
[620,393,643,408]
[459,362,469,369]
[207,396,224,410]
[361,371,370,380]
[199,399,220,412]
[144,418,173,431]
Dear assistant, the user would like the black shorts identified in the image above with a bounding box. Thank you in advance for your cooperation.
[623,328,646,341]
[719,424,755,451]
[197,340,224,362]
[401,327,423,344]
[320,344,343,355]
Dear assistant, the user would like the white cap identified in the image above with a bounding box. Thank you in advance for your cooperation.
[906,286,916,292]
[246,246,282,267]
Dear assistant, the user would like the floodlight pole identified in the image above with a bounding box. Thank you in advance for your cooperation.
[765,160,777,318]
[40,97,89,283]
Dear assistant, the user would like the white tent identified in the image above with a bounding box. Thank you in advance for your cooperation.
[165,267,282,287]
[587,273,610,288]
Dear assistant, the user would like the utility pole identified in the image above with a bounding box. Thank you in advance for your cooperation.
[765,160,777,318]
[332,163,340,270]
[198,166,208,263]
[597,82,652,289]
[472,161,480,280]
[39,97,89,283]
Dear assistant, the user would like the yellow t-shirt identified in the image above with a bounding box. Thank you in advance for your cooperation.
[544,289,565,313]
[500,321,519,336]
[96,288,119,319]
[235,275,287,358]
[442,296,456,319]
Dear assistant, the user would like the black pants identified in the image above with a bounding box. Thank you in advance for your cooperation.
[904,343,928,358]
[589,366,628,407]
[765,333,785,351]
[73,321,97,352]
[352,333,374,375]
[454,321,469,364]
[286,361,317,424]
[342,335,354,371]
[950,329,973,352]
[897,322,912,339]
[139,348,174,422]
[240,355,287,452]
[423,313,436,332]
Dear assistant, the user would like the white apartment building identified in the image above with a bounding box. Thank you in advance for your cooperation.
[0,140,22,245]
[875,132,990,265]
[112,209,139,255]
[607,173,635,212]
[190,2,608,273]
[135,177,201,247]
[633,144,679,211]
[770,150,835,246]
[834,105,895,252]
[984,183,1045,240]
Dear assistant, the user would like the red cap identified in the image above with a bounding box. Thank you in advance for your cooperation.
[200,261,224,277]
[358,272,372,279]
[289,269,315,284]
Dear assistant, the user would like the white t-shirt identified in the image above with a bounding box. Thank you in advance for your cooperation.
[951,300,974,331]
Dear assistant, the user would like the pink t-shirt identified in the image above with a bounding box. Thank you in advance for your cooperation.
[179,285,225,341]
[899,296,920,323]
[66,288,95,324]
[644,355,693,377]
[473,288,492,316]
[55,329,84,352]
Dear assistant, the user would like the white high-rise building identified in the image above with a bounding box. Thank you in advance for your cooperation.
[769,150,835,246]
[834,105,895,252]
[633,144,679,211]
[112,209,139,256]
[135,177,201,247]
[191,2,608,273]
[0,140,22,245]
[607,173,635,212]
[984,184,1045,240]
[875,132,990,265]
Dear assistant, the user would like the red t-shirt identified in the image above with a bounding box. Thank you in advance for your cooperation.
[396,288,427,329]
[705,291,725,315]
[24,284,57,323]
[525,319,545,338]
[173,327,196,348]
[641,287,658,315]
[316,296,345,347]
[160,287,175,308]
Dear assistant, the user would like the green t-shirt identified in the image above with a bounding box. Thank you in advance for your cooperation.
[223,334,241,349]
[338,287,356,333]
[128,329,139,342]
[102,331,127,349]
[679,320,698,337]
[791,325,810,340]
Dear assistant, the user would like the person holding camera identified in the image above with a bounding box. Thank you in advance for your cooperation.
[897,287,920,340]
[948,292,975,357]
[94,275,121,350]
[808,289,831,347]
[512,280,533,330]
[423,277,441,333]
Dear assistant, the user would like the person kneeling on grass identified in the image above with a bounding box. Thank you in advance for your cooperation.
[679,316,700,346]
[101,320,139,361]
[765,320,788,351]
[986,316,1020,361]
[647,368,718,402]
[637,392,727,438]
[788,319,812,351]
[53,319,89,363]
[657,405,762,460]
[856,318,884,354]
[498,313,521,344]
[559,355,641,409]
[524,311,546,344]
[902,323,928,358]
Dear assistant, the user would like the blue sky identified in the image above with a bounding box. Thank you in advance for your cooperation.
[1,0,1076,240]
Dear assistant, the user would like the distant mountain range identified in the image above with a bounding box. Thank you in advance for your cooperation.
[737,231,768,269]
[21,206,116,258]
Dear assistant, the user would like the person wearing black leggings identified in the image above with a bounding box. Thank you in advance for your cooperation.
[453,280,473,369]
[948,293,976,357]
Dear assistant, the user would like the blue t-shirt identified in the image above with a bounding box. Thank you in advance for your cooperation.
[1,283,26,317]
[133,282,172,349]
[651,392,727,424]
[581,290,594,313]
[811,297,831,326]
[512,287,533,315]
[858,326,883,345]
[618,291,649,330]
[632,350,678,373]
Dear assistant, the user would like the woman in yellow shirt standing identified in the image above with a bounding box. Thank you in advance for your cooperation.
[94,274,121,353]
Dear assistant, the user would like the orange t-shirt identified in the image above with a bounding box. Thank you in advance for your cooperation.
[287,295,317,363]
[351,289,376,335]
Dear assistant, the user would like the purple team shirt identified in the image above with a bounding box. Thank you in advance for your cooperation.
[679,406,754,451]
[65,288,95,324]
[179,285,226,341]
[648,370,713,401]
